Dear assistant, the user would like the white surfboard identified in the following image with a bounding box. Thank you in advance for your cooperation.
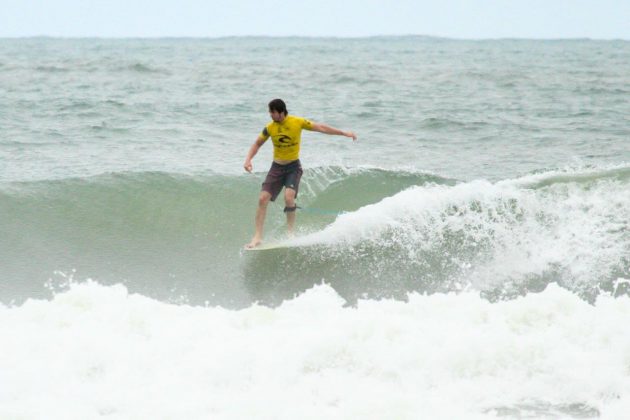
[244,241,292,251]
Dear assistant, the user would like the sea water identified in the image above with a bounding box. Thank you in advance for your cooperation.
[1,37,629,418]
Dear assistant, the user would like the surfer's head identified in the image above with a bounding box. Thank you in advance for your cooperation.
[268,98,288,122]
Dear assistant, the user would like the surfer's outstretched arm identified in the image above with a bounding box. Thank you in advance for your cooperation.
[311,123,357,141]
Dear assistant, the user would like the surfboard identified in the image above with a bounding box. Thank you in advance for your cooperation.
[244,241,291,251]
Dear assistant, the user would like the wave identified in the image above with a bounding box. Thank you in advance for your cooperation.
[2,165,629,306]
[125,62,171,75]
[34,65,69,73]
[0,167,440,305]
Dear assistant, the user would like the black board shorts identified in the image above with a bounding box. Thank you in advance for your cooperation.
[262,160,303,202]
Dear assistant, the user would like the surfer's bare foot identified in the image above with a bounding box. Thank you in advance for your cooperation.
[245,237,262,249]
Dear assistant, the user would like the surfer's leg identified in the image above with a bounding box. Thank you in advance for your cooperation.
[284,188,297,234]
[282,161,302,235]
[246,191,272,248]
[246,164,283,248]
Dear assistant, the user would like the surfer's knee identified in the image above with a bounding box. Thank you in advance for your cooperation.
[284,188,296,205]
[258,192,272,207]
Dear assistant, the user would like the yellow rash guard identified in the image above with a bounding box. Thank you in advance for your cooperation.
[259,115,313,161]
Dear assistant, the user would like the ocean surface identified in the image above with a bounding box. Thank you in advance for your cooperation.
[1,37,630,419]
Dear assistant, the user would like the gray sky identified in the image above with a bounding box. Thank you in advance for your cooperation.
[1,0,629,39]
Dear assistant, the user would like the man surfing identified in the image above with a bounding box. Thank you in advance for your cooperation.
[243,99,357,249]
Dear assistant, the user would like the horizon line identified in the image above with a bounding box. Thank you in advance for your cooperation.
[1,34,629,42]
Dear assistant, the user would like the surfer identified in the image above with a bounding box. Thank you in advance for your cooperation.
[244,99,357,249]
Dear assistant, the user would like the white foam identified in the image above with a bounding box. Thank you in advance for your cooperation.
[291,165,630,290]
[1,281,630,419]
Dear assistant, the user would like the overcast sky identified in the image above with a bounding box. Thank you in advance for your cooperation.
[1,0,629,39]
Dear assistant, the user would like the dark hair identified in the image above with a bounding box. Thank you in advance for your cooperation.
[268,98,288,115]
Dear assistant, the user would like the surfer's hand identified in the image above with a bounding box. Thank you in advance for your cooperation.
[244,160,253,173]
[345,131,357,141]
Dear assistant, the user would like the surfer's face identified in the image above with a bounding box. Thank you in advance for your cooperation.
[269,110,285,123]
